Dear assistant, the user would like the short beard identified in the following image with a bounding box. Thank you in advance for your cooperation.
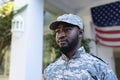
[59,35,79,54]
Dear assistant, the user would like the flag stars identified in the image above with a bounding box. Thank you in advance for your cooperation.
[91,1,120,26]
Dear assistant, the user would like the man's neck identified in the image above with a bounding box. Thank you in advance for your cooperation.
[63,45,81,59]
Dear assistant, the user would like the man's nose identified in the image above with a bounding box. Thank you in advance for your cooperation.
[58,31,66,38]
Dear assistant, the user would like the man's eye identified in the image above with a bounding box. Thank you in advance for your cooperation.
[64,28,72,31]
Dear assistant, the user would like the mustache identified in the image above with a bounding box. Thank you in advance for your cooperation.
[58,38,68,42]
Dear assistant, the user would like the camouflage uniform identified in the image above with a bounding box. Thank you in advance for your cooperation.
[44,47,118,80]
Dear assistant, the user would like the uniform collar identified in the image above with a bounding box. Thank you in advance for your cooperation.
[61,46,86,61]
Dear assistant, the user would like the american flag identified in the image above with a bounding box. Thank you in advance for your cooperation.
[91,1,120,47]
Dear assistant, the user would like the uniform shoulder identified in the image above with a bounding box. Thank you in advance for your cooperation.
[88,53,108,64]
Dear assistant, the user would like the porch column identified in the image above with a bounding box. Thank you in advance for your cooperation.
[9,0,44,80]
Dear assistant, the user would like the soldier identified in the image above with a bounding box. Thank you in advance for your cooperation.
[44,14,118,80]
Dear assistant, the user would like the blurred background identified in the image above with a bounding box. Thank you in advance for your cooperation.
[0,0,120,80]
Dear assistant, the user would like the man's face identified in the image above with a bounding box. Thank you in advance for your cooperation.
[55,22,83,53]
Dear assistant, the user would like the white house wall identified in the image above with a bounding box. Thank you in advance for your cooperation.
[9,0,44,80]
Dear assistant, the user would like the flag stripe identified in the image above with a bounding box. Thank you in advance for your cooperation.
[96,31,120,38]
[97,38,120,47]
[95,25,120,31]
[96,34,120,41]
[94,25,120,47]
[95,27,120,34]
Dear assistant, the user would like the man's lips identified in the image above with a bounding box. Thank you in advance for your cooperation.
[58,39,67,43]
[58,39,68,45]
[58,39,68,46]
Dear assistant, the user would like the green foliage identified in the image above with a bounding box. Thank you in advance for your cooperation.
[0,1,28,65]
[43,32,60,69]
[81,38,91,53]
[44,32,60,59]
[14,4,28,15]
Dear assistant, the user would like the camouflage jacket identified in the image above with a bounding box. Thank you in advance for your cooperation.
[44,47,118,80]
